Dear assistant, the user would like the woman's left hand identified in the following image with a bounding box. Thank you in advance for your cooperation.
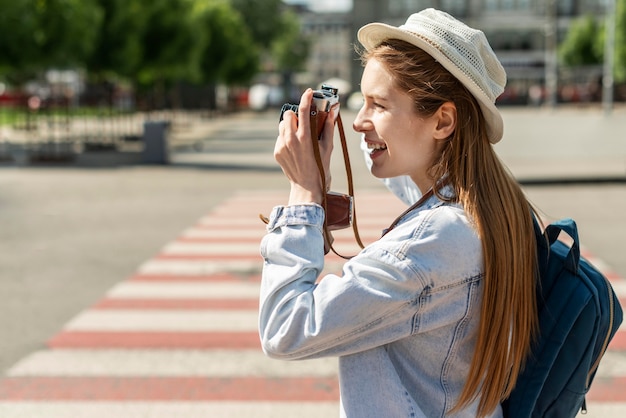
[274,88,337,206]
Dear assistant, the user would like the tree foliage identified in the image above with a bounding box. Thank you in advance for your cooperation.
[615,0,626,82]
[0,0,103,81]
[271,10,311,73]
[559,0,626,83]
[0,0,310,90]
[135,0,204,87]
[87,0,148,79]
[559,15,603,66]
[194,0,259,85]
[230,0,286,49]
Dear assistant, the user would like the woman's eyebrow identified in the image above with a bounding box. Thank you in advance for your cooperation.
[363,92,390,102]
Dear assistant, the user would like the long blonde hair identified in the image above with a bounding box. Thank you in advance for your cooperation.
[363,40,538,417]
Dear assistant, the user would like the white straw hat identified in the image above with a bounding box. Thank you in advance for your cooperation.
[358,8,506,144]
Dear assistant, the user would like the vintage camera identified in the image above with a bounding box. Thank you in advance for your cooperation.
[279,85,339,139]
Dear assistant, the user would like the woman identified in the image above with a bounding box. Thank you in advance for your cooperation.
[259,8,538,418]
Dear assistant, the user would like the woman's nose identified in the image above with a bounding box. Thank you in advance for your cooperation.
[353,107,368,133]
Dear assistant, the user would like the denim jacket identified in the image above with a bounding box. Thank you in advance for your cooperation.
[259,184,501,418]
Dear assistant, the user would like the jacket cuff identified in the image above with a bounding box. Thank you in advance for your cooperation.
[266,204,325,232]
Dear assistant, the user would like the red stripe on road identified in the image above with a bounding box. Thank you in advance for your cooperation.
[607,330,626,351]
[607,271,626,282]
[129,273,262,282]
[48,331,261,349]
[587,377,626,401]
[589,267,625,283]
[93,298,258,310]
[0,376,339,401]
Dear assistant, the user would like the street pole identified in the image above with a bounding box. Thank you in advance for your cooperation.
[603,0,616,116]
[545,0,559,108]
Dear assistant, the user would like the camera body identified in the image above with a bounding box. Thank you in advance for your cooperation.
[279,85,339,139]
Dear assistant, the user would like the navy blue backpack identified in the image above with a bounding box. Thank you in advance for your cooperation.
[502,217,623,417]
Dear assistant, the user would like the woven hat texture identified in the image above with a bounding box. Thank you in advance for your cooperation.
[358,8,506,143]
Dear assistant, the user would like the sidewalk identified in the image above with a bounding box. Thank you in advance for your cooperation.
[3,104,625,182]
[0,190,624,417]
[495,105,626,182]
[169,105,626,183]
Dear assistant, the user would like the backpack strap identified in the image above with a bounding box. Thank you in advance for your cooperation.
[544,218,580,274]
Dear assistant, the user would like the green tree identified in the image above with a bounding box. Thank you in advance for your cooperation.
[134,0,202,88]
[0,0,103,81]
[559,0,626,83]
[230,0,285,49]
[615,0,626,82]
[229,0,310,76]
[559,15,603,66]
[194,0,259,85]
[271,10,311,101]
[86,0,148,79]
[271,11,311,73]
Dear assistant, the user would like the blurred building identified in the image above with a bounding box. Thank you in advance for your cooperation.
[288,8,354,96]
[351,0,610,104]
[292,0,610,105]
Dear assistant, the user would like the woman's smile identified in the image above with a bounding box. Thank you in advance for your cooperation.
[365,139,388,159]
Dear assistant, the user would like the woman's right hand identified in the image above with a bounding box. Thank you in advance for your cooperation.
[274,89,336,206]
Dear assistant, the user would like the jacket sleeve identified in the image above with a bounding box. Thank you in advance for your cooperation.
[259,204,429,360]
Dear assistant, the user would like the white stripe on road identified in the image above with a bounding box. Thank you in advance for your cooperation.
[138,259,262,275]
[137,258,347,276]
[106,281,260,300]
[196,215,398,229]
[180,226,383,241]
[181,228,265,239]
[611,281,626,297]
[593,351,626,378]
[8,348,622,380]
[0,402,340,418]
[198,217,272,226]
[64,310,257,332]
[577,403,626,417]
[7,349,337,377]
[161,242,261,255]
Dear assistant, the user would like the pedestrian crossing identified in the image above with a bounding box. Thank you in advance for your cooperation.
[0,190,625,417]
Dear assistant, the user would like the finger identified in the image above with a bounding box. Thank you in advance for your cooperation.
[321,104,339,140]
[319,105,338,153]
[280,110,298,136]
[297,89,313,139]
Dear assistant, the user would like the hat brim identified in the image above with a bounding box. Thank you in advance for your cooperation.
[358,22,504,144]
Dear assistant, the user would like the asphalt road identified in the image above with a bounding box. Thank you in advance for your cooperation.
[1,106,625,374]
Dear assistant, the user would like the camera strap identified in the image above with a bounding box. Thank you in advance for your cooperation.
[309,108,364,259]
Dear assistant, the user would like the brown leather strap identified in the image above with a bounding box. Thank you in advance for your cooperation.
[309,108,363,259]
[308,104,335,254]
[336,114,365,250]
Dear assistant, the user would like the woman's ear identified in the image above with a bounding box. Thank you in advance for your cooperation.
[434,102,456,140]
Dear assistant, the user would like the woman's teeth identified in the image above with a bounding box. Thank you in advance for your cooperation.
[367,142,387,151]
